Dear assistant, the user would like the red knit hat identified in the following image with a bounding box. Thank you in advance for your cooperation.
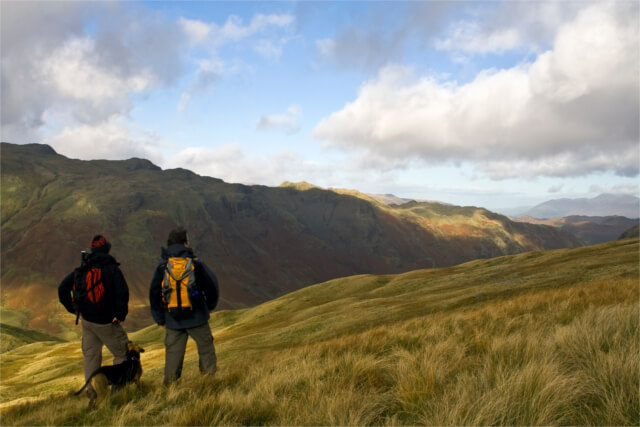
[91,235,111,253]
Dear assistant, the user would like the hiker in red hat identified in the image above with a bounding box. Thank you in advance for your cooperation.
[58,235,130,407]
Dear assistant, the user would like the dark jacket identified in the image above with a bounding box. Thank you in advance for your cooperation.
[149,244,220,330]
[58,252,129,324]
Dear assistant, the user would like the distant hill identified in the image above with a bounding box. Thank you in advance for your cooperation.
[0,323,65,353]
[620,225,639,239]
[520,194,639,219]
[1,142,580,335]
[515,215,639,245]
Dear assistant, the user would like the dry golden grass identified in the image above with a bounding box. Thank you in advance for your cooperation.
[1,239,638,425]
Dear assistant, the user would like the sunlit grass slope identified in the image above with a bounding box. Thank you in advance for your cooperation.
[0,323,65,353]
[1,239,638,426]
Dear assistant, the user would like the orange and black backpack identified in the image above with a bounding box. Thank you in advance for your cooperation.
[161,257,199,316]
[72,252,106,324]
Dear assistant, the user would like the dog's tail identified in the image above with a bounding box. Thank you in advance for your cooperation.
[74,368,101,395]
[74,379,91,395]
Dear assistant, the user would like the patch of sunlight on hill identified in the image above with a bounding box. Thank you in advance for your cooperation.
[0,307,30,329]
[1,239,638,426]
[0,323,65,353]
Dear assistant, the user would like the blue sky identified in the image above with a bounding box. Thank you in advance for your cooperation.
[2,1,639,210]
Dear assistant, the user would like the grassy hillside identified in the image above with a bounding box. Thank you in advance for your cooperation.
[1,239,637,426]
[0,323,65,353]
[620,224,639,239]
[1,142,580,337]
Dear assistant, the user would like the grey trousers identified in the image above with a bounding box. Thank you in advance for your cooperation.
[164,322,217,385]
[81,320,129,382]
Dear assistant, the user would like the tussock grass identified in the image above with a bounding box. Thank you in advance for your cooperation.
[1,239,638,425]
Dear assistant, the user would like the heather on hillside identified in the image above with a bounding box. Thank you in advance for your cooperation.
[1,239,637,426]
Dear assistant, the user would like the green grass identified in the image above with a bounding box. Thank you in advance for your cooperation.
[0,323,65,353]
[1,239,638,425]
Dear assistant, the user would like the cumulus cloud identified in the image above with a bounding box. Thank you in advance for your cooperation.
[179,13,293,49]
[1,1,85,138]
[177,59,224,112]
[166,144,332,186]
[434,2,586,55]
[40,37,155,124]
[435,23,521,54]
[313,2,453,71]
[45,117,164,165]
[254,38,290,59]
[218,13,294,42]
[1,1,186,148]
[314,2,639,179]
[315,27,407,70]
[180,17,212,45]
[256,105,301,134]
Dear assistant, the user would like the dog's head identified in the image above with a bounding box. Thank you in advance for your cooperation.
[126,341,145,359]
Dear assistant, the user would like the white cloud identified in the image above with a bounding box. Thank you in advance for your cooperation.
[166,144,332,186]
[218,13,293,42]
[179,17,212,45]
[256,105,301,134]
[314,2,639,179]
[254,38,286,59]
[316,38,336,58]
[179,13,294,50]
[434,1,589,56]
[45,117,164,165]
[311,2,454,71]
[1,1,185,142]
[477,147,640,180]
[177,59,225,112]
[40,37,155,124]
[176,13,294,109]
[435,22,521,54]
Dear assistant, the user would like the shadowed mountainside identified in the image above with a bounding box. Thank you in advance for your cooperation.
[1,142,580,334]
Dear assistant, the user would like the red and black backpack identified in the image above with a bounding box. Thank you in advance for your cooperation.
[72,252,106,322]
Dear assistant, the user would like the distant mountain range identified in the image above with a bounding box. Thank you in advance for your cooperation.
[511,194,639,219]
[514,215,639,245]
[371,192,639,245]
[1,142,581,334]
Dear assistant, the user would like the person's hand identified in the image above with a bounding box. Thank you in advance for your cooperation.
[112,318,121,325]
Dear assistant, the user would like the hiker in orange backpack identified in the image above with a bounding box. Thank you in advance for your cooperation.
[149,227,219,385]
[58,235,130,405]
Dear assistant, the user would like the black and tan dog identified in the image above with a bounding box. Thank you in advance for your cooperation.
[75,341,145,408]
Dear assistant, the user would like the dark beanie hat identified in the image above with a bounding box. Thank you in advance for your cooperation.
[91,235,112,253]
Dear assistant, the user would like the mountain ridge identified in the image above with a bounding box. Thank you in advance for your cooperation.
[1,142,581,335]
